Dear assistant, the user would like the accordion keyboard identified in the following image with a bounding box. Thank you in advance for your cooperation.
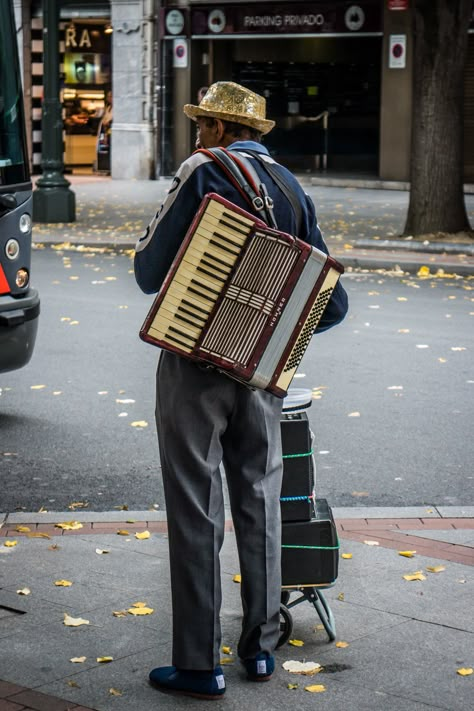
[146,200,255,352]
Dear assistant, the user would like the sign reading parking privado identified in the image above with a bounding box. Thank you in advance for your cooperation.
[191,1,381,36]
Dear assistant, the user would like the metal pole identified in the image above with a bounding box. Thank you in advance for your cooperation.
[33,0,75,222]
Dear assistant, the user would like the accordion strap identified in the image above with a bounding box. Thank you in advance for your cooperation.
[197,147,279,229]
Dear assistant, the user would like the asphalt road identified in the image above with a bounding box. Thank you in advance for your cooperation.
[0,246,473,512]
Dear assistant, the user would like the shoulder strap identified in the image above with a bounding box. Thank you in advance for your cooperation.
[234,148,303,235]
[196,147,279,229]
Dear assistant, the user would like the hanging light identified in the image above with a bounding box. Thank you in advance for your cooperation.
[104,23,113,34]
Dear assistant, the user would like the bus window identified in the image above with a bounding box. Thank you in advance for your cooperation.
[0,0,40,373]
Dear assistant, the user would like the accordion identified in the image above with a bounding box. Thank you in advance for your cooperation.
[140,193,343,398]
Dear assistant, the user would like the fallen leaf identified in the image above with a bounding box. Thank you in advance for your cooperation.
[96,548,110,555]
[109,688,123,696]
[403,571,426,581]
[70,656,87,663]
[27,532,51,539]
[127,606,154,616]
[398,551,416,558]
[289,639,304,647]
[219,657,234,665]
[233,574,242,583]
[282,660,321,675]
[55,521,83,530]
[54,580,73,587]
[335,641,349,648]
[16,587,31,595]
[337,592,345,601]
[426,565,445,573]
[131,420,148,428]
[287,683,299,689]
[112,610,128,618]
[348,411,361,417]
[417,266,431,277]
[63,613,90,627]
[4,540,18,547]
[97,656,114,663]
[363,540,379,546]
[457,668,473,676]
[130,602,148,608]
[15,526,31,533]
[222,646,232,655]
[117,530,130,536]
[305,684,326,693]
[135,531,151,540]
[31,384,46,390]
[67,680,80,688]
[341,553,352,559]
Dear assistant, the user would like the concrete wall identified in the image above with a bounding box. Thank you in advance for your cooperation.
[379,5,413,181]
[110,0,157,179]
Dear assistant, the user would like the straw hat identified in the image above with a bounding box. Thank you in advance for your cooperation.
[184,81,275,135]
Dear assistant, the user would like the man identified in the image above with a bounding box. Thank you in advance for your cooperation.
[134,81,348,700]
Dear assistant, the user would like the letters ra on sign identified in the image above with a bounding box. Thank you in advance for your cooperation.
[389,34,406,69]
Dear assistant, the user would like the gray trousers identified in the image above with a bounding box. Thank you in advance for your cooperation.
[155,351,284,670]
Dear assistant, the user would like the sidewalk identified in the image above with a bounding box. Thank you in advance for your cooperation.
[1,507,473,711]
[31,174,474,276]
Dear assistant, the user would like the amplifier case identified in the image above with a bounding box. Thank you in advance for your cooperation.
[281,498,339,587]
[280,412,314,522]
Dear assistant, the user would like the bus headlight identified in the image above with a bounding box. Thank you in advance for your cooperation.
[5,238,20,259]
[19,213,32,233]
[16,268,29,288]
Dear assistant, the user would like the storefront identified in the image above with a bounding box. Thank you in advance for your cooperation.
[161,1,384,175]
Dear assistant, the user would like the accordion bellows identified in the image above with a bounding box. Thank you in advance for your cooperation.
[140,193,343,397]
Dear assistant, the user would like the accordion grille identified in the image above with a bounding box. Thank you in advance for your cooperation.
[284,286,334,372]
[199,233,301,364]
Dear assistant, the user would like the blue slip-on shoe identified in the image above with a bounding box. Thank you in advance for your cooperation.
[149,665,226,700]
[243,652,275,681]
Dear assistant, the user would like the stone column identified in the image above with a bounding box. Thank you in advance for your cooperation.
[110,0,157,179]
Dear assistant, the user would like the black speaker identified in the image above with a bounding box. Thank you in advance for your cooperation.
[281,499,339,587]
[280,412,314,522]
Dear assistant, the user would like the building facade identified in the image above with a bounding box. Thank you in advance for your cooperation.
[13,0,474,181]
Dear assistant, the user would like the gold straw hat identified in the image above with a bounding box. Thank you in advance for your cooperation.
[184,81,275,135]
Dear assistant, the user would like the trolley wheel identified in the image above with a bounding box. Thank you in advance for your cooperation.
[280,590,291,606]
[277,604,293,649]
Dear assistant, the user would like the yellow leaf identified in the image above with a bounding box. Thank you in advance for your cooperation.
[221,646,232,655]
[457,668,473,676]
[54,580,73,587]
[398,551,416,558]
[403,571,426,581]
[282,660,321,675]
[426,565,445,573]
[127,606,154,616]
[131,601,148,608]
[219,657,234,665]
[31,384,46,390]
[4,540,18,547]
[109,688,123,696]
[335,641,349,648]
[16,587,31,595]
[67,680,80,688]
[233,574,242,583]
[70,656,87,663]
[289,639,304,647]
[97,656,114,663]
[117,530,130,536]
[63,613,90,627]
[287,683,299,689]
[27,532,51,539]
[417,266,431,277]
[135,531,151,540]
[337,592,345,601]
[305,684,326,693]
[341,553,352,559]
[112,610,128,618]
[55,521,83,530]
[15,526,31,533]
[131,420,148,428]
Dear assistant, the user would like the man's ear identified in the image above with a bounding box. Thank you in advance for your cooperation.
[214,118,226,142]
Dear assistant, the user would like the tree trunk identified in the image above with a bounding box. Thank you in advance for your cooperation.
[404,0,472,236]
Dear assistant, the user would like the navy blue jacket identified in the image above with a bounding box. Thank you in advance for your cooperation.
[135,141,348,332]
